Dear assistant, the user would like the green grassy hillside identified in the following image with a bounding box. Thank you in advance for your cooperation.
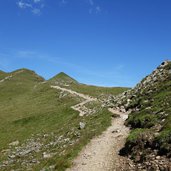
[0,69,127,171]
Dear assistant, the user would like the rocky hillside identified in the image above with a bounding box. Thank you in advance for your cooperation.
[108,61,171,170]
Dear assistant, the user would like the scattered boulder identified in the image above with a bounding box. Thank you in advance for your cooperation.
[43,152,53,159]
[79,122,86,129]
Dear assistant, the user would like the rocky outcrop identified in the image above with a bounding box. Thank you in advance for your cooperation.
[108,60,171,113]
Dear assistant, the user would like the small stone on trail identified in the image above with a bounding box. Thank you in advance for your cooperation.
[82,162,87,165]
[156,156,161,160]
[112,129,120,133]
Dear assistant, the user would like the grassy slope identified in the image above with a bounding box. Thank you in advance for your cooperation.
[0,69,127,171]
[0,69,45,146]
[63,83,129,98]
[123,62,171,159]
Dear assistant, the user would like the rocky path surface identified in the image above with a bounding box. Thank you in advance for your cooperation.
[51,85,97,116]
[67,109,132,171]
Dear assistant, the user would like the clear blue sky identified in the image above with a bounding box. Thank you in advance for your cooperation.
[0,0,171,87]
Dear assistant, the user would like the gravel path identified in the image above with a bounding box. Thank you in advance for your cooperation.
[67,109,132,171]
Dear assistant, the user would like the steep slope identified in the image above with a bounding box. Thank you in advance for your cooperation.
[108,61,171,170]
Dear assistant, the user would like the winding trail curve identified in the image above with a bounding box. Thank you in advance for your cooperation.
[51,85,97,116]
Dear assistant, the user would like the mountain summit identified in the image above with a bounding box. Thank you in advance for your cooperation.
[49,72,78,86]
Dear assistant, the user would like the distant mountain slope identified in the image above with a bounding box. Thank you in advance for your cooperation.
[109,61,171,170]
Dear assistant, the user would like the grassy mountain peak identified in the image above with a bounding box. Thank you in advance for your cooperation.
[49,72,78,85]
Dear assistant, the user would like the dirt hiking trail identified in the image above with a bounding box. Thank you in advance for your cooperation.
[67,109,132,171]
